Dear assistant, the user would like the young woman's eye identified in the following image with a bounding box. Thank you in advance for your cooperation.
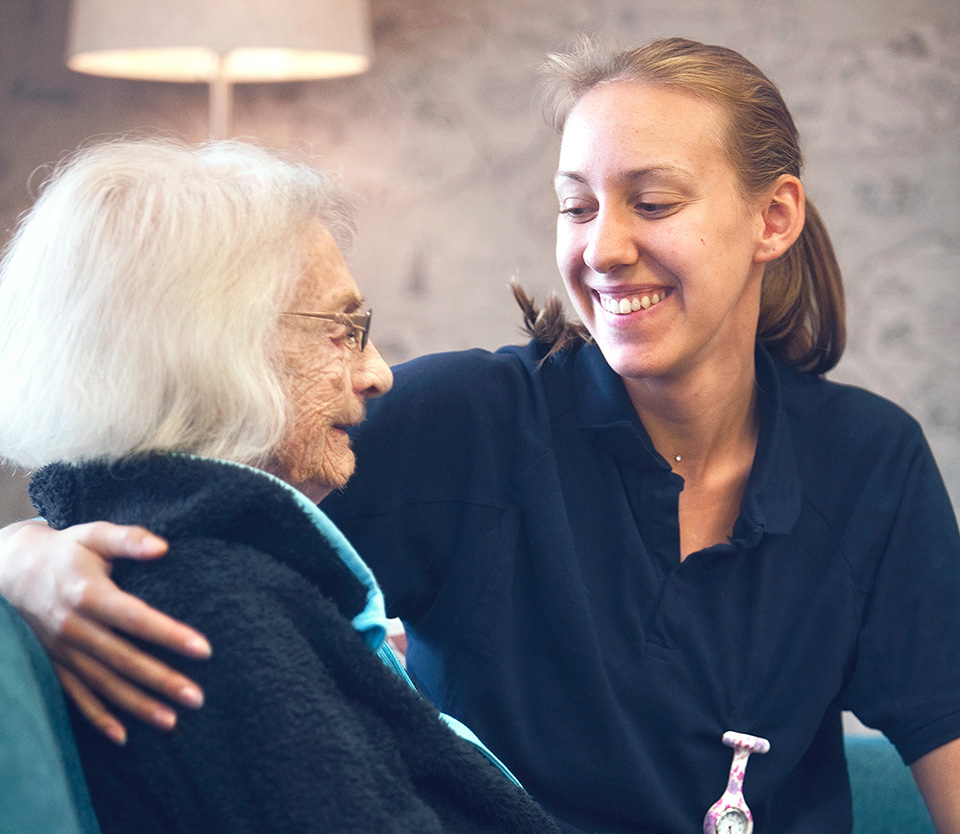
[636,200,681,218]
[558,200,595,220]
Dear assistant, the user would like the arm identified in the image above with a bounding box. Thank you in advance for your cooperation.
[913,737,960,834]
[0,519,211,743]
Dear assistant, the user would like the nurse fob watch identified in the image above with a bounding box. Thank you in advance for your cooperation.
[703,731,770,834]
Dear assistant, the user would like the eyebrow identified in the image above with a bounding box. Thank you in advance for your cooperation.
[322,290,364,314]
[553,164,694,188]
[318,291,364,315]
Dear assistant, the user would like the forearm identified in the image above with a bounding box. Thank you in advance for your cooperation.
[912,736,960,834]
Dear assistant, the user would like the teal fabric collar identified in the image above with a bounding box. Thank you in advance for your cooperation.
[179,455,522,789]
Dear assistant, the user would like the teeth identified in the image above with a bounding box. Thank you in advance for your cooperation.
[600,292,665,315]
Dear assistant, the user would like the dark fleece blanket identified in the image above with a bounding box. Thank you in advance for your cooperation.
[30,455,559,834]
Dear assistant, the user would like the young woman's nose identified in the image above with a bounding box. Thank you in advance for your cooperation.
[583,207,640,274]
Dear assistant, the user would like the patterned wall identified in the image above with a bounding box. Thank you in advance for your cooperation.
[1,0,959,524]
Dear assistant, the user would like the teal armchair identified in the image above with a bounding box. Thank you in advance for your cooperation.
[0,595,101,834]
[845,733,935,834]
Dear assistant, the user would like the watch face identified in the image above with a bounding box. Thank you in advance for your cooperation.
[716,808,748,834]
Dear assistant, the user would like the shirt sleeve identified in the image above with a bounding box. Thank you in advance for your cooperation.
[841,420,960,765]
[322,347,541,622]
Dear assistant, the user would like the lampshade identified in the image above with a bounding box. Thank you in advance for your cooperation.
[66,0,371,137]
[66,0,372,82]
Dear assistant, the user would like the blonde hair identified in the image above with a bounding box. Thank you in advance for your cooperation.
[0,137,354,469]
[532,37,846,373]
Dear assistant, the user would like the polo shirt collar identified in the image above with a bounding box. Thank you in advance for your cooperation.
[572,342,802,542]
[742,346,803,537]
[572,343,669,472]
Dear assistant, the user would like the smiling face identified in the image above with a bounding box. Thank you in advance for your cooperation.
[555,82,772,388]
[270,220,393,501]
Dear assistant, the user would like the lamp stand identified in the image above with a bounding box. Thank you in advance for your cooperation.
[208,54,233,140]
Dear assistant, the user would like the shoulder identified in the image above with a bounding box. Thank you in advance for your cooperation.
[382,342,546,415]
[333,342,573,513]
[353,343,554,460]
[777,363,927,459]
[33,455,369,619]
[114,528,328,627]
[772,363,958,559]
[366,339,590,429]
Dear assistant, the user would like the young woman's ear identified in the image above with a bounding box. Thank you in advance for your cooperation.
[754,175,805,264]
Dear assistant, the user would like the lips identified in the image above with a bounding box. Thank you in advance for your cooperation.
[332,410,366,433]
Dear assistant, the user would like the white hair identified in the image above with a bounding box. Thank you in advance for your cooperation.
[0,137,355,469]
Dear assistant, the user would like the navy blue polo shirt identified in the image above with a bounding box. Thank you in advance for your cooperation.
[322,339,960,834]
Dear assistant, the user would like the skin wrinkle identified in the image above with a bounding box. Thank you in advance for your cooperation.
[269,221,392,502]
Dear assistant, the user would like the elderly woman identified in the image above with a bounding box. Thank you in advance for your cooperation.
[0,138,558,834]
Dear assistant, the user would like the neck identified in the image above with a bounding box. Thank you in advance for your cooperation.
[622,350,759,480]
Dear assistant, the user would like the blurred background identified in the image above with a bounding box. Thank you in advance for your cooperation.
[1,0,959,524]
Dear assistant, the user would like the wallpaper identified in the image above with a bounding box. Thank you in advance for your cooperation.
[1,0,958,522]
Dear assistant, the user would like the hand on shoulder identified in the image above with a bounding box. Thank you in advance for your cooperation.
[0,519,210,744]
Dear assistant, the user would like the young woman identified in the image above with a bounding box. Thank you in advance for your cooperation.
[3,39,959,834]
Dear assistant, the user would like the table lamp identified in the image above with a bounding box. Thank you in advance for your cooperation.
[66,0,372,138]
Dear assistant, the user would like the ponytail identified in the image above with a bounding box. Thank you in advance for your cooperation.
[511,281,588,359]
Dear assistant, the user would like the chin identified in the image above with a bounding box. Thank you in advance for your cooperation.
[281,446,356,501]
[319,453,357,493]
[594,339,666,381]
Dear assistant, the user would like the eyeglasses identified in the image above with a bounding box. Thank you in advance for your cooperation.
[281,308,372,352]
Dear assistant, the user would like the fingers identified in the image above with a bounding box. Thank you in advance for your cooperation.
[57,608,206,711]
[52,642,183,736]
[66,521,169,560]
[77,578,212,660]
[0,518,211,738]
[64,522,212,660]
[55,663,128,746]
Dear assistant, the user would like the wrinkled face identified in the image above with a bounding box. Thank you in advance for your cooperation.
[270,221,393,501]
[555,82,769,385]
